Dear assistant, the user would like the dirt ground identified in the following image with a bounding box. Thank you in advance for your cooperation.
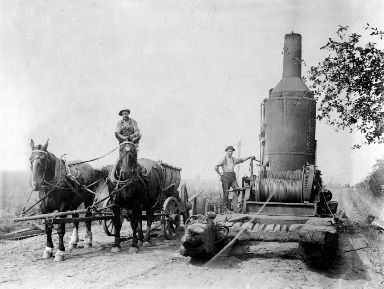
[1,188,384,289]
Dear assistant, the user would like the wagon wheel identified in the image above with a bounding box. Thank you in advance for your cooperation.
[162,197,180,240]
[179,184,189,224]
[102,198,121,237]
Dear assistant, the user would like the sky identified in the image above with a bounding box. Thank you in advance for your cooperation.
[0,0,383,185]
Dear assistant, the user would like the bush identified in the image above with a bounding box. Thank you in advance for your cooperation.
[363,158,384,197]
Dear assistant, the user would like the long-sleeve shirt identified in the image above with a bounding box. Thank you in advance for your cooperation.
[214,156,245,173]
[115,118,141,139]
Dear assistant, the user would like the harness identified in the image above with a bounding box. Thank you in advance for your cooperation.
[27,149,100,215]
[108,141,164,210]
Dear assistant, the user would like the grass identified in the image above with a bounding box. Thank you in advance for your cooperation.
[0,209,21,234]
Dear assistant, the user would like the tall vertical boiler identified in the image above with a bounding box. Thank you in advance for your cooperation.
[261,33,316,172]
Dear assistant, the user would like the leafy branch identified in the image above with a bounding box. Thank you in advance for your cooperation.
[307,25,384,148]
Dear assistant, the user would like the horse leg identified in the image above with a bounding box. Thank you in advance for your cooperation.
[42,222,54,259]
[54,217,66,262]
[143,210,153,247]
[111,206,122,253]
[129,208,140,253]
[68,213,80,249]
[137,212,144,247]
[84,211,93,248]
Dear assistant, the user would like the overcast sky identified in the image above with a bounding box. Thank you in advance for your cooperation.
[1,0,383,184]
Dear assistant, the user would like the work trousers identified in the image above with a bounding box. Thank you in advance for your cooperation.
[221,172,239,210]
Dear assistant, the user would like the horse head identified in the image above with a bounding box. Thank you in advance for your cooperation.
[117,141,138,180]
[29,139,51,190]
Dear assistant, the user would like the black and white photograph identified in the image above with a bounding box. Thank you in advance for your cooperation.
[0,1,383,288]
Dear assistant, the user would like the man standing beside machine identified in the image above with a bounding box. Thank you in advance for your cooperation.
[214,146,255,212]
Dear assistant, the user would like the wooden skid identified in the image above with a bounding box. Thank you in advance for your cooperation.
[217,214,337,245]
[298,217,338,245]
[246,202,316,216]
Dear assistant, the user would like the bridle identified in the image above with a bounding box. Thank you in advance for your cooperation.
[30,149,50,188]
[109,141,138,185]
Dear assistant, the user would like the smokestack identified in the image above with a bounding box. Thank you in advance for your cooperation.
[270,32,312,98]
[282,33,302,78]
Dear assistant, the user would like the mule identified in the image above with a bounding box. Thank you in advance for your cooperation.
[106,141,164,253]
[29,139,105,261]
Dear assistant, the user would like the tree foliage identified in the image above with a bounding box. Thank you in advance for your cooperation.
[360,157,384,197]
[308,25,384,148]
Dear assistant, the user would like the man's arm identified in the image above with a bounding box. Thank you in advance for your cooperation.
[115,122,128,141]
[234,155,256,165]
[130,119,141,138]
[214,158,225,176]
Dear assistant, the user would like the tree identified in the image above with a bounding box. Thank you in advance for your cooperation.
[362,157,384,197]
[307,25,384,148]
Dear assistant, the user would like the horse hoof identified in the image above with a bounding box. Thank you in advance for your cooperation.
[129,246,140,254]
[54,250,65,262]
[42,247,53,259]
[137,240,143,247]
[83,243,92,249]
[84,237,92,248]
[143,241,151,247]
[111,246,121,253]
[68,243,77,250]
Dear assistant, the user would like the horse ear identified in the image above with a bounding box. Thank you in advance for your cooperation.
[42,139,49,151]
[30,139,34,150]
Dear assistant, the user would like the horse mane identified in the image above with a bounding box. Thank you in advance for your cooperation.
[43,151,68,186]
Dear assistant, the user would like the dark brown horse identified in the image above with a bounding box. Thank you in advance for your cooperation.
[29,139,105,261]
[106,141,164,253]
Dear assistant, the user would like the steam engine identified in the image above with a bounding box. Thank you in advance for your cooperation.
[246,33,336,216]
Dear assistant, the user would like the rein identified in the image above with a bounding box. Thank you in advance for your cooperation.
[108,141,138,186]
[68,141,137,166]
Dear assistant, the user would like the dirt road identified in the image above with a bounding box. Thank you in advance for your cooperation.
[1,188,383,289]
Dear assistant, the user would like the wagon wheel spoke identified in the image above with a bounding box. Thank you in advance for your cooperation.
[162,197,181,239]
[102,198,117,236]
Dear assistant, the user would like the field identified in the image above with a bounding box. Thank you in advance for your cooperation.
[0,186,384,289]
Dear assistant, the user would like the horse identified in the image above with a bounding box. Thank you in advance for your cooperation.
[29,139,106,261]
[106,140,164,253]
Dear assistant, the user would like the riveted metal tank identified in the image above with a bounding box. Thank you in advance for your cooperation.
[261,33,316,172]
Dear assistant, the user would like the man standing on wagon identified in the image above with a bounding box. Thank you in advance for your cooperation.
[115,108,142,144]
[214,146,255,212]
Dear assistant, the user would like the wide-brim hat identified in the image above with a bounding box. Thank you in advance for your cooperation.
[225,145,235,152]
[119,109,130,116]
